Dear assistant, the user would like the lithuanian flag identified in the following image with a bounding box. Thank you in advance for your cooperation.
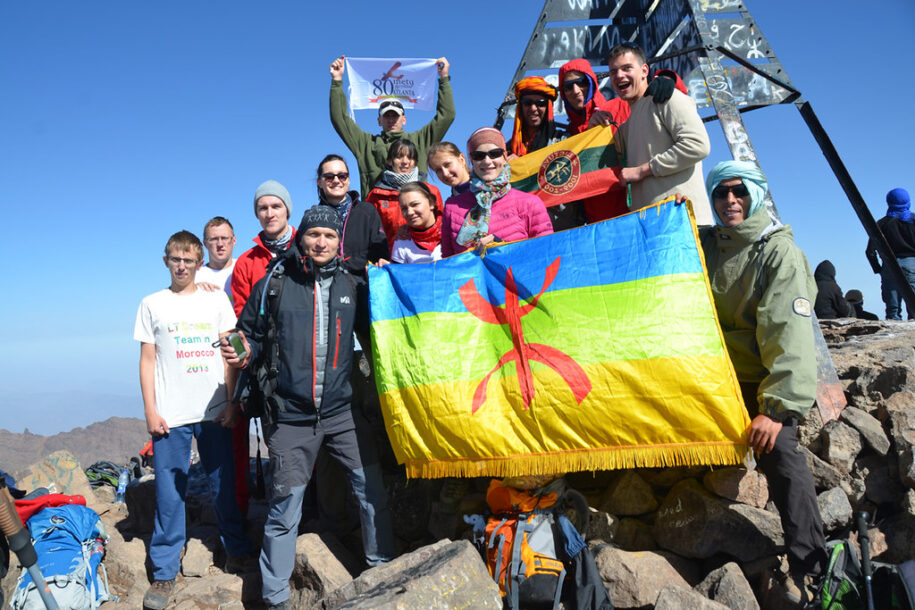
[509,124,623,207]
[368,199,750,479]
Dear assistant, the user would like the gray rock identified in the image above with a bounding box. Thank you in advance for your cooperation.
[291,532,354,600]
[172,572,260,605]
[840,475,868,507]
[653,479,783,562]
[877,510,915,564]
[586,508,619,543]
[891,410,915,488]
[841,406,891,455]
[869,366,915,399]
[640,466,708,492]
[182,537,215,577]
[879,391,915,422]
[655,585,729,609]
[703,467,769,508]
[100,523,149,604]
[801,447,845,491]
[592,544,690,608]
[817,488,853,532]
[614,517,656,551]
[694,562,760,610]
[855,454,906,505]
[317,540,501,609]
[819,420,863,472]
[599,471,658,516]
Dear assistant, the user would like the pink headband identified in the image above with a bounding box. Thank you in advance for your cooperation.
[466,127,506,155]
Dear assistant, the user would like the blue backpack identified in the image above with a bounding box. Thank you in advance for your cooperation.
[12,504,115,610]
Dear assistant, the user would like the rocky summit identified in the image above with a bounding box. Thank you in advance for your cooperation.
[1,319,913,609]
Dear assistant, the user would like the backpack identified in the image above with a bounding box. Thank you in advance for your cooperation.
[12,504,115,610]
[84,462,120,489]
[871,560,915,610]
[820,539,865,610]
[483,479,567,610]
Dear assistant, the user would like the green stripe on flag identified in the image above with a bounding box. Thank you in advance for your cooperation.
[372,273,722,394]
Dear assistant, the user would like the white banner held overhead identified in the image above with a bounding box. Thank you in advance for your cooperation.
[344,57,438,114]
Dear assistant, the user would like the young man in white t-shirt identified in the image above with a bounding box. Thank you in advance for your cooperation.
[195,216,237,301]
[134,231,254,610]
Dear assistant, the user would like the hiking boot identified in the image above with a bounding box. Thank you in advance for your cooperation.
[143,579,175,610]
[224,550,259,574]
[781,570,817,607]
[266,601,289,610]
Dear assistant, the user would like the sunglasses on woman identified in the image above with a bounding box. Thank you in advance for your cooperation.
[469,149,504,161]
[321,172,349,182]
[712,182,750,199]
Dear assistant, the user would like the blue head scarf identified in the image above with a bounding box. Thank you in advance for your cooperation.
[886,188,912,223]
[705,160,768,227]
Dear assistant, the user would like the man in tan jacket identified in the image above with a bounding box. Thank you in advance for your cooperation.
[608,42,714,225]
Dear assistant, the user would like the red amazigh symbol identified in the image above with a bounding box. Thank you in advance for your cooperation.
[381,62,404,81]
[459,257,591,414]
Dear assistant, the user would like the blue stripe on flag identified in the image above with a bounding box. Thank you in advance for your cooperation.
[369,200,700,322]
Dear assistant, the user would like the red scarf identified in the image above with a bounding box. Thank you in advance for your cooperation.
[408,215,442,252]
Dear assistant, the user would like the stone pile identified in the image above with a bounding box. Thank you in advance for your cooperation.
[1,319,912,608]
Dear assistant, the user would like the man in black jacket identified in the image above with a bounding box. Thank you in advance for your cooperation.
[222,206,394,610]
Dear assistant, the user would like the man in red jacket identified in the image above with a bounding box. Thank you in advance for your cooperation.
[557,58,677,223]
[229,180,296,514]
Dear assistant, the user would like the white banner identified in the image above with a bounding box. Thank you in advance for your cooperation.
[344,57,438,113]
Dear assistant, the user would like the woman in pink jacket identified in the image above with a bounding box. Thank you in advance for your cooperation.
[441,127,553,257]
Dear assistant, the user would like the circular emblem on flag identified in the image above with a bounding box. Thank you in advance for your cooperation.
[537,150,581,196]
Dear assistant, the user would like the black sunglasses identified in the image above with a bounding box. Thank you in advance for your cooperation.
[469,149,505,161]
[520,97,549,109]
[563,76,589,92]
[712,182,750,199]
[321,172,349,182]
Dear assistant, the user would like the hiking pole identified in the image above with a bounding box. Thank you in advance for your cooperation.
[0,482,59,610]
[857,511,875,610]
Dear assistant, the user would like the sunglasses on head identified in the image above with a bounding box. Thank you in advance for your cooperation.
[469,149,505,161]
[321,172,349,182]
[520,97,549,109]
[712,182,750,199]
[563,76,589,92]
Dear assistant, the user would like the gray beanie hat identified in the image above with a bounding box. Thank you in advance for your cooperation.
[298,205,343,238]
[254,180,292,218]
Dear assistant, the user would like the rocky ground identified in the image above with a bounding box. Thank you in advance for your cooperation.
[2,319,913,609]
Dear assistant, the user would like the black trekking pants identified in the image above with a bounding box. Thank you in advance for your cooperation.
[742,383,827,575]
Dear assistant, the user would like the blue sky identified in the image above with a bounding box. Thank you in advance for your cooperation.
[1,1,912,434]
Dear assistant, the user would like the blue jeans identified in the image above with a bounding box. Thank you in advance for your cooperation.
[881,256,915,320]
[150,421,252,580]
[260,410,395,605]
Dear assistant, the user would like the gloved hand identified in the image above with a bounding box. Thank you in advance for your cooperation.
[646,74,676,103]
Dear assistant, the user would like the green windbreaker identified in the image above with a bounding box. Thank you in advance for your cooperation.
[700,207,818,421]
[329,77,456,198]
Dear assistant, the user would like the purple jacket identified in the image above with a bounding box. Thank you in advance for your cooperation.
[441,188,553,257]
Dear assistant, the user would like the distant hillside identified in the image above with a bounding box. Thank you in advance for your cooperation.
[0,416,149,475]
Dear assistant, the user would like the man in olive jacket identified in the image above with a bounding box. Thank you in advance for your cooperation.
[329,55,455,197]
[700,160,826,606]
